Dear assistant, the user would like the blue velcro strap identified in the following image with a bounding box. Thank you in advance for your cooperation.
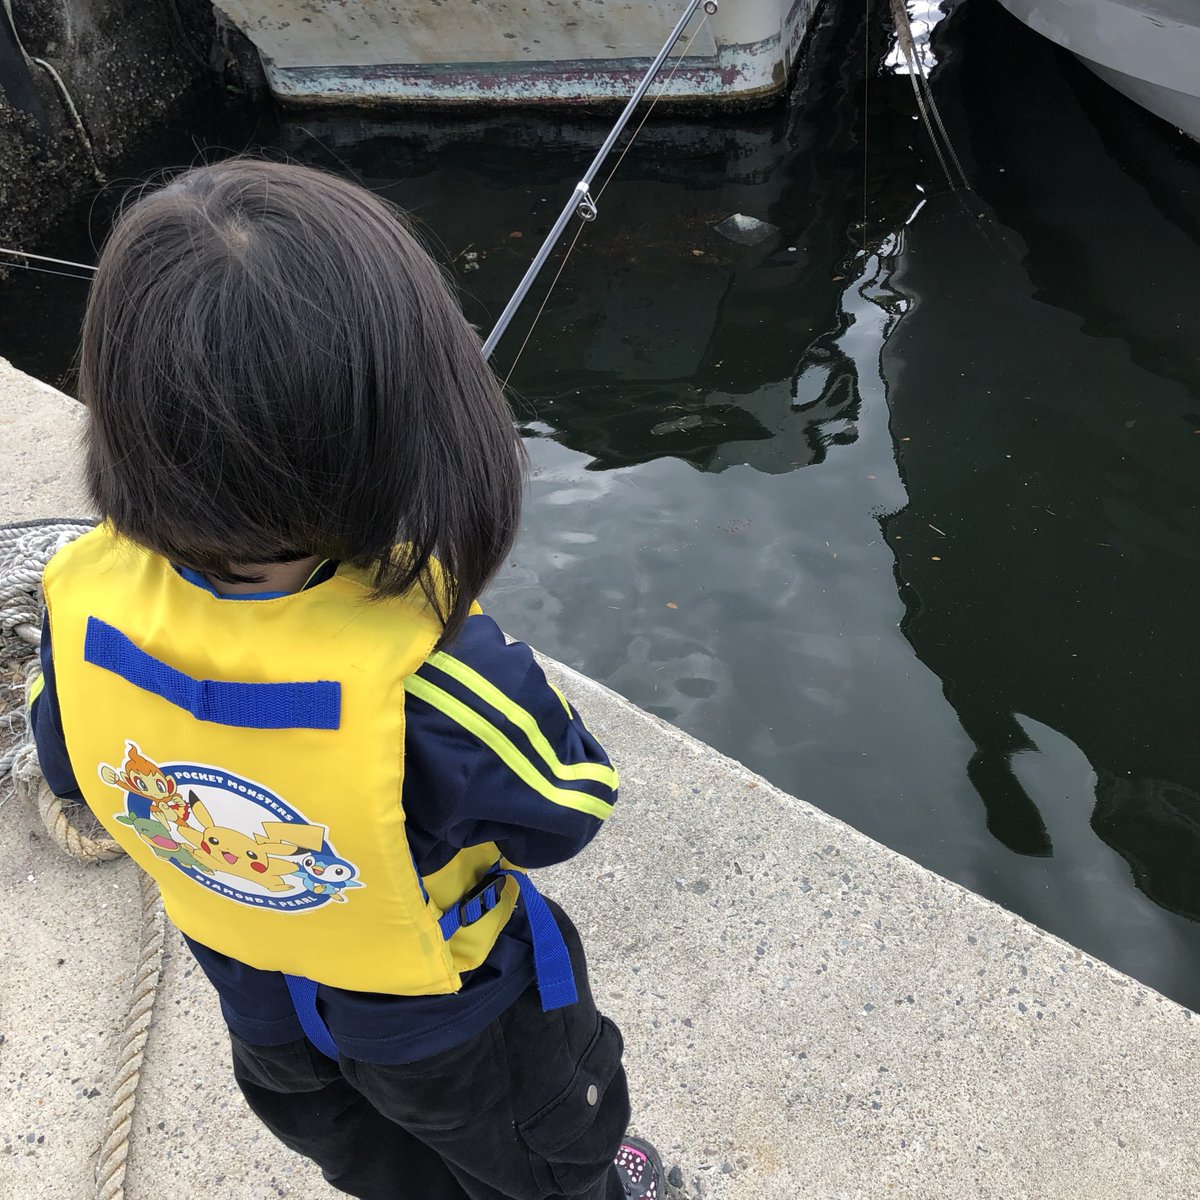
[284,974,340,1060]
[84,617,341,730]
[439,868,578,1013]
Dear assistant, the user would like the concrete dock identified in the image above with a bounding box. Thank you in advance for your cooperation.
[2,356,1197,1199]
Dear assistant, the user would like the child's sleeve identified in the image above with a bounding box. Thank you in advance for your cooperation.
[403,615,618,869]
[28,614,85,801]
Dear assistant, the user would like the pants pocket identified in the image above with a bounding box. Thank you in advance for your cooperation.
[230,1033,342,1094]
[344,1021,512,1135]
[517,1015,631,1196]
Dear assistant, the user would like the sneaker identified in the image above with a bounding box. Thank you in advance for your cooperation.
[614,1135,664,1199]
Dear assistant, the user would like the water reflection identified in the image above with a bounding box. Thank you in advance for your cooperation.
[1094,772,1200,921]
[939,0,1200,394]
[879,0,1200,986]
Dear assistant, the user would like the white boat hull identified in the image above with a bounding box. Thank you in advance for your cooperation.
[215,0,821,107]
[1081,57,1200,142]
[996,0,1200,140]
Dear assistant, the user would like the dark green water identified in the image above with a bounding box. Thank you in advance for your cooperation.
[5,0,1200,1004]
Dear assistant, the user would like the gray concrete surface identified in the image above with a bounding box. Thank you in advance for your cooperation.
[0,359,90,520]
[2,356,1199,1198]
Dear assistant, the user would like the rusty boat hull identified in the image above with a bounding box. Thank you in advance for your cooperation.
[214,0,822,107]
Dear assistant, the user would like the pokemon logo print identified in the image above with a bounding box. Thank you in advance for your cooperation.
[99,743,363,911]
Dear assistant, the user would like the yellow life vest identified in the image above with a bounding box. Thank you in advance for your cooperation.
[42,524,522,997]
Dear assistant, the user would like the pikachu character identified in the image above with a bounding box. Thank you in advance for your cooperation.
[173,791,326,892]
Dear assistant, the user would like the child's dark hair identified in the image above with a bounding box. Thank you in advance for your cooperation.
[79,157,524,646]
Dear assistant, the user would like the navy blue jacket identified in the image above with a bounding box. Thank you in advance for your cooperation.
[31,563,617,1064]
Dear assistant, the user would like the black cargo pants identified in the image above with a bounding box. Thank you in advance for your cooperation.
[229,903,630,1200]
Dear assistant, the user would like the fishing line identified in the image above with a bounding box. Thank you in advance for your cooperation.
[481,0,719,363]
[2,0,718,348]
[500,7,714,387]
[498,223,587,390]
[0,259,95,282]
[863,0,870,253]
[0,246,96,275]
[592,15,712,206]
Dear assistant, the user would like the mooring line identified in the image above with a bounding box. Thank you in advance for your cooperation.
[887,0,971,195]
[0,259,96,282]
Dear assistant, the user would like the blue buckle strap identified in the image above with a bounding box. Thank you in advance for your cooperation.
[283,974,340,1060]
[437,873,507,939]
[439,868,579,1013]
[286,867,579,1060]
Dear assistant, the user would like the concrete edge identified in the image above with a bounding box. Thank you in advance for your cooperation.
[534,655,1189,1015]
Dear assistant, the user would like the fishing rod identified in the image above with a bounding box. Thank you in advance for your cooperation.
[0,245,95,277]
[480,0,719,360]
[1,0,718,355]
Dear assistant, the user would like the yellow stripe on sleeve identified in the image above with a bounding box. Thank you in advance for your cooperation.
[548,683,574,720]
[27,672,45,710]
[427,652,618,791]
[406,674,615,821]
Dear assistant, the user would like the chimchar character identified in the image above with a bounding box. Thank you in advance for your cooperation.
[101,744,204,868]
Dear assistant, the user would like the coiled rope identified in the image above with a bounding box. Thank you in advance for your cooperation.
[0,518,162,1200]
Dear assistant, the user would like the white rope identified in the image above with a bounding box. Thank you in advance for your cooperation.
[12,741,124,861]
[0,522,94,781]
[0,518,161,1200]
[0,520,95,654]
[94,870,166,1200]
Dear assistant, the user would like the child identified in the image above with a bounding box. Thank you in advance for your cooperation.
[30,158,663,1200]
